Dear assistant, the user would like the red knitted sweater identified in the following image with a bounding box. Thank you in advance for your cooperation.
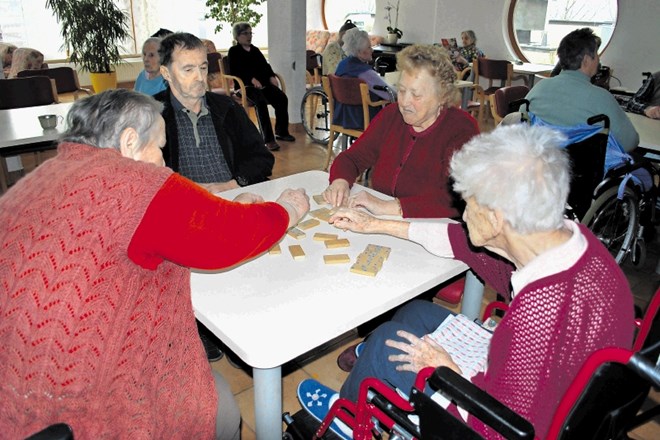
[329,104,479,218]
[447,223,635,439]
[0,143,288,438]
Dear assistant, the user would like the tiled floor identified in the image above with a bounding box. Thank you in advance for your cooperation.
[213,124,660,439]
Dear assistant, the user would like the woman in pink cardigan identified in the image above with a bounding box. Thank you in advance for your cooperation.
[328,124,635,439]
[0,89,309,439]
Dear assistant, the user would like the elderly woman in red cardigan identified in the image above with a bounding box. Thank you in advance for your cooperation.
[0,89,309,439]
[328,124,634,439]
[323,43,479,218]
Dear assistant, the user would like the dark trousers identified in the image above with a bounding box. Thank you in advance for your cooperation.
[245,84,290,143]
[340,300,453,402]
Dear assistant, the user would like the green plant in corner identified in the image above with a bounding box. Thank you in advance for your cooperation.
[385,0,403,39]
[205,0,267,34]
[46,0,130,74]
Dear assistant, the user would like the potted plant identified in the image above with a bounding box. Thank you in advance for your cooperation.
[46,0,130,93]
[205,0,266,36]
[385,0,403,44]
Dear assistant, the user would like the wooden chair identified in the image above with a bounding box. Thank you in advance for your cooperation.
[0,76,58,110]
[321,74,390,170]
[467,58,513,125]
[306,49,322,87]
[17,67,91,101]
[489,85,529,125]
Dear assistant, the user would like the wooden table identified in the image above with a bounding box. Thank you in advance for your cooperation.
[190,170,468,439]
[627,112,660,153]
[0,102,72,192]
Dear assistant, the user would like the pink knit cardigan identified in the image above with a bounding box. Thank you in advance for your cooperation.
[447,223,635,439]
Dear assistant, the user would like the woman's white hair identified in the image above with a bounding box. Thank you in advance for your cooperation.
[342,28,370,57]
[450,124,571,234]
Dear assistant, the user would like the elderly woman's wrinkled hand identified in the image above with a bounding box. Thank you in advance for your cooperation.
[276,188,310,228]
[323,179,351,207]
[328,207,378,233]
[349,191,397,215]
[385,330,461,375]
[233,192,264,204]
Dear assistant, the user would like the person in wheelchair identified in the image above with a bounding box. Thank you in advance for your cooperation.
[524,28,639,152]
[324,44,479,218]
[327,124,635,439]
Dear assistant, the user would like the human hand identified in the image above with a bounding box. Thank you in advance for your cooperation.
[270,76,279,88]
[349,191,400,216]
[328,207,378,233]
[385,330,461,375]
[276,188,310,228]
[233,192,264,204]
[323,179,350,207]
[251,78,263,89]
[199,180,240,194]
[644,106,660,119]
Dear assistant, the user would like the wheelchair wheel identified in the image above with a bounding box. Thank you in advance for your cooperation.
[580,186,639,265]
[300,86,330,145]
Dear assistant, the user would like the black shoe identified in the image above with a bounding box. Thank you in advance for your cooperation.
[199,330,224,362]
[276,134,296,142]
[266,141,281,151]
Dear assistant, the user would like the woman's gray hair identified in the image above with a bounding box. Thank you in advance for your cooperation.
[232,22,251,41]
[397,44,460,108]
[461,30,477,45]
[450,124,571,234]
[61,89,163,151]
[142,37,161,50]
[342,28,370,57]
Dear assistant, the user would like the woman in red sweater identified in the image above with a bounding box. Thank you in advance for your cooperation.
[323,44,479,219]
[327,124,634,439]
[0,89,309,439]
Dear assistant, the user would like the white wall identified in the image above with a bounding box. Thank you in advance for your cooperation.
[306,0,659,90]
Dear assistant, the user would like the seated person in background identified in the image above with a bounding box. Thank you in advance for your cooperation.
[134,37,167,96]
[324,44,479,218]
[328,123,634,439]
[627,70,660,119]
[524,27,639,152]
[0,88,309,439]
[228,22,295,152]
[334,27,393,129]
[322,19,357,76]
[154,32,277,361]
[452,30,484,72]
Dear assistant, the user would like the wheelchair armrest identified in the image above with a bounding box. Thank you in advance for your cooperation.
[428,367,535,440]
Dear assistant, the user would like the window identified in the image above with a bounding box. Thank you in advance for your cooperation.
[323,0,376,33]
[508,0,618,65]
[0,0,268,61]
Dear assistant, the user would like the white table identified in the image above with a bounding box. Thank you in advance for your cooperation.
[627,112,660,153]
[0,102,72,191]
[191,170,468,439]
[513,63,553,87]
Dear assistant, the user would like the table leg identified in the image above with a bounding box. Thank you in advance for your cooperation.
[253,366,283,439]
[460,270,485,320]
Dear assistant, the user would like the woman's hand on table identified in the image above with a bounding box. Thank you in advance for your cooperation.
[323,179,350,207]
[276,188,310,228]
[233,193,264,204]
[349,191,401,216]
[386,330,462,375]
[200,180,240,194]
[329,207,410,239]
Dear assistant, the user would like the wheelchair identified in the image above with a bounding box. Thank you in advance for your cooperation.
[300,83,397,146]
[514,99,658,266]
[284,289,660,440]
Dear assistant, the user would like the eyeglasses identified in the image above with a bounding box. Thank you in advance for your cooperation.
[240,31,253,36]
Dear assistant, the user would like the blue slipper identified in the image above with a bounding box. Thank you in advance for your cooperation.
[297,378,352,439]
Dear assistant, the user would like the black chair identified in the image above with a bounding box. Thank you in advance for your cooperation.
[0,76,58,109]
[17,67,91,101]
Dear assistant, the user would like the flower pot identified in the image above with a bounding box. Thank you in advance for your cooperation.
[90,71,117,93]
[385,33,399,45]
